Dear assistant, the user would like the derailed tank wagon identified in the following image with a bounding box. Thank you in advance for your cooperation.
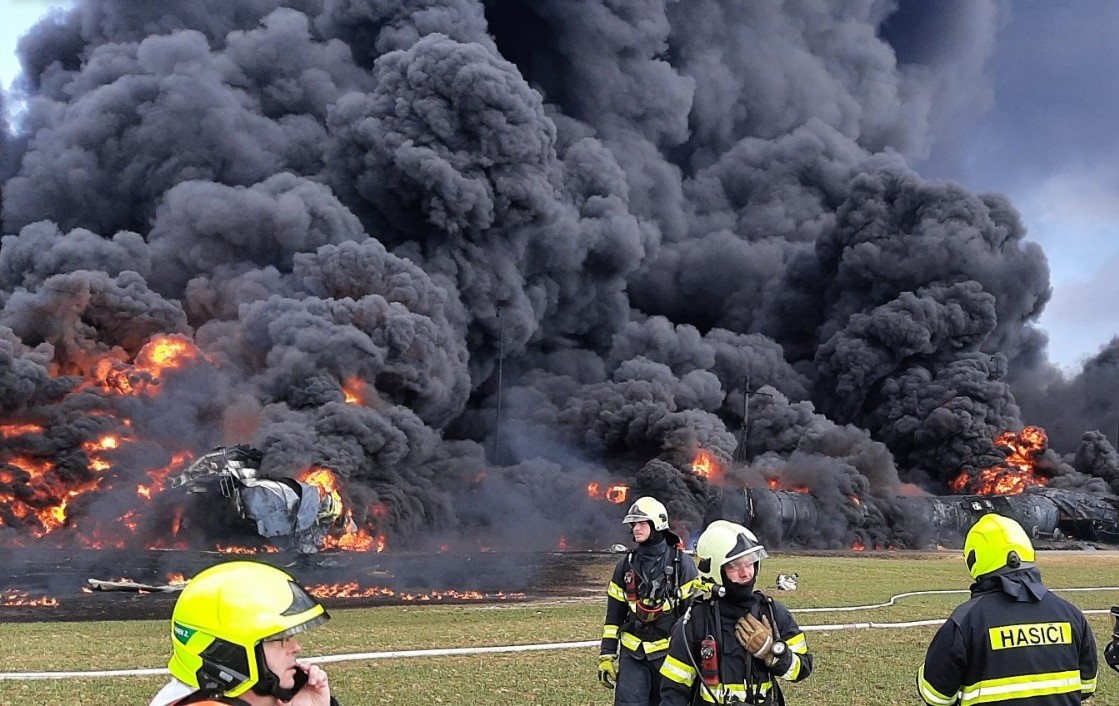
[706,486,1119,547]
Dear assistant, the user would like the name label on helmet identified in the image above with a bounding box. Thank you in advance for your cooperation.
[988,622,1072,650]
[173,622,198,645]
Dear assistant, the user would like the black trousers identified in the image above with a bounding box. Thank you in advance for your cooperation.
[614,649,666,706]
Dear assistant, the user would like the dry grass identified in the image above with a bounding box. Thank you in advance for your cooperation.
[2,551,1119,705]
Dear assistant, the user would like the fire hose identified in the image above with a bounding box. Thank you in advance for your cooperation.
[3,586,1119,681]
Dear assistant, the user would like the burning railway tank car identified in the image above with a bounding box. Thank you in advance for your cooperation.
[705,485,1119,548]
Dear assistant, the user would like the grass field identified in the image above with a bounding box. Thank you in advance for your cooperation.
[2,551,1119,705]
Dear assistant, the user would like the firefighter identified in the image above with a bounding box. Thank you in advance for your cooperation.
[917,513,1097,705]
[659,520,812,705]
[599,496,700,706]
[1107,606,1119,673]
[149,560,338,706]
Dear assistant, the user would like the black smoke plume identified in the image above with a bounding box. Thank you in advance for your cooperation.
[3,0,1117,554]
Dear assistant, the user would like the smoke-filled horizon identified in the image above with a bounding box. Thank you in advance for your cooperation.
[2,0,1118,553]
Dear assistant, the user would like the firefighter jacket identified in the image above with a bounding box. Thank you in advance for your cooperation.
[169,694,250,705]
[659,591,812,705]
[172,694,339,706]
[600,539,700,661]
[917,568,1097,705]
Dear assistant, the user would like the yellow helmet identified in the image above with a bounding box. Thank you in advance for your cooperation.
[963,513,1036,579]
[695,520,768,586]
[168,561,329,698]
[623,497,670,531]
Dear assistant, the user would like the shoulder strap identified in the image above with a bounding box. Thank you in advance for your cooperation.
[752,591,789,706]
[669,546,686,598]
[755,590,781,628]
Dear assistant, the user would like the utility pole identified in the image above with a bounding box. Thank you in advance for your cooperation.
[493,307,505,465]
[733,373,772,464]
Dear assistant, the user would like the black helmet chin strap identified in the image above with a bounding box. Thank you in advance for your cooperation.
[251,642,307,701]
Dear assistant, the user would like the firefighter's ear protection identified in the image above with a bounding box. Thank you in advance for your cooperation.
[963,514,1035,579]
[1006,550,1021,569]
[963,547,1021,573]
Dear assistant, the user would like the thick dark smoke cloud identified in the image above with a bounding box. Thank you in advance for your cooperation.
[3,0,1118,553]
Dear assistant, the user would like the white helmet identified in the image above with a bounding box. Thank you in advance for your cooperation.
[695,520,768,586]
[623,497,670,531]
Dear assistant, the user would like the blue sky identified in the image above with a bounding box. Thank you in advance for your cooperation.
[0,1,72,91]
[1,0,1115,374]
[916,2,1119,374]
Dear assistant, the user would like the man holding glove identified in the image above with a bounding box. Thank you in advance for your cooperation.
[736,613,785,667]
[659,520,812,705]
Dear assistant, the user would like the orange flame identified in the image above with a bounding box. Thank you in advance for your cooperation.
[0,423,45,438]
[135,334,204,375]
[296,468,390,552]
[305,583,524,602]
[691,449,724,484]
[587,481,630,504]
[215,543,280,554]
[1,333,213,547]
[341,376,367,405]
[137,451,194,501]
[77,335,206,398]
[1,590,59,607]
[321,528,384,552]
[950,426,1049,495]
[766,477,811,493]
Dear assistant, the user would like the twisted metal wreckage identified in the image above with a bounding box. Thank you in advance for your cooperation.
[168,446,355,554]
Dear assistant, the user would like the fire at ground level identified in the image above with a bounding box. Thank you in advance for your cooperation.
[0,548,606,623]
[4,536,1116,625]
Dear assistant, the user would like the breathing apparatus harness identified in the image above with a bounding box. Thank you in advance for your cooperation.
[679,586,786,706]
[624,542,684,624]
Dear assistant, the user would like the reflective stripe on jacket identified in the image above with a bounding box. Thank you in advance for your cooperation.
[659,592,813,705]
[600,546,699,659]
[918,583,1097,705]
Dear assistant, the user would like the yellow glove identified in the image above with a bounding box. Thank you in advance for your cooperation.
[736,614,777,664]
[597,654,618,689]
